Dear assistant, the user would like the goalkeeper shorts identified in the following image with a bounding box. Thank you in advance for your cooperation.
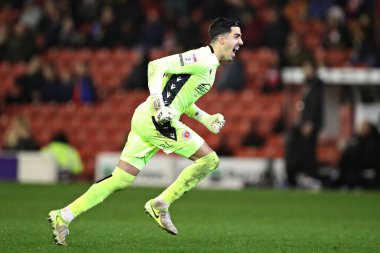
[120,111,204,170]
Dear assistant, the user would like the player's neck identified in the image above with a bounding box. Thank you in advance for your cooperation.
[210,42,222,62]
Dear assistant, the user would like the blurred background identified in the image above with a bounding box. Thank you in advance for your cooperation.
[0,0,379,190]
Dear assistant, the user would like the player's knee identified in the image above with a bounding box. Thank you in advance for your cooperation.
[203,151,220,172]
[111,167,136,189]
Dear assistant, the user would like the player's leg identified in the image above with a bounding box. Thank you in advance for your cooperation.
[64,160,139,218]
[48,161,138,246]
[155,142,218,207]
[145,142,218,235]
[48,126,158,245]
[144,119,219,234]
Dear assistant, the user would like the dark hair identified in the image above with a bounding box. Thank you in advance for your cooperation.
[208,17,240,41]
[52,131,69,144]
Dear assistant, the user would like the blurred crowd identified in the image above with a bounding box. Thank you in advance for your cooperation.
[0,0,379,104]
[0,0,379,66]
[5,55,96,104]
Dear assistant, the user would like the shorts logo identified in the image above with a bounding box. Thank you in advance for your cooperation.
[182,130,192,140]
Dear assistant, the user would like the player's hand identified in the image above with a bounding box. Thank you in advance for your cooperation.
[203,113,225,134]
[150,94,175,124]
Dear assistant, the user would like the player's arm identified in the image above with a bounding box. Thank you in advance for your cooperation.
[148,50,209,124]
[185,104,225,134]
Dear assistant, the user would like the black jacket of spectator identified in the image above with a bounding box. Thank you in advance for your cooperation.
[300,76,324,133]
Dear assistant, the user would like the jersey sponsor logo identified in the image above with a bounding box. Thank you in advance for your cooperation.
[195,83,211,95]
[182,130,192,140]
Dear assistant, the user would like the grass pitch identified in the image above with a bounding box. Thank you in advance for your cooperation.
[0,182,379,253]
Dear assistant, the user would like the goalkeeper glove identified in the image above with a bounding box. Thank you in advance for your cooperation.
[150,94,175,124]
[198,112,225,134]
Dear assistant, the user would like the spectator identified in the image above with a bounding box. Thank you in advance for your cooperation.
[308,0,335,20]
[239,10,264,49]
[38,0,61,49]
[298,60,324,175]
[139,8,165,50]
[123,50,149,91]
[337,121,380,189]
[261,6,290,53]
[348,14,377,66]
[2,115,38,151]
[19,0,42,29]
[174,15,202,51]
[59,68,74,103]
[225,0,250,21]
[40,63,61,103]
[285,124,320,190]
[281,32,314,67]
[341,0,375,19]
[76,0,101,24]
[41,132,83,182]
[72,61,96,104]
[4,22,37,62]
[322,6,353,49]
[242,120,266,148]
[117,0,145,48]
[57,16,84,48]
[88,6,119,48]
[285,60,324,189]
[8,55,43,104]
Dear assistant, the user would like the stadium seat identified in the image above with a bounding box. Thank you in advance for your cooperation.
[303,33,322,50]
[325,49,350,67]
[92,49,112,63]
[148,49,169,60]
[234,146,261,157]
[75,49,92,62]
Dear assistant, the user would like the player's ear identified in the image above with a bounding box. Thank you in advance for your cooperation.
[217,34,225,45]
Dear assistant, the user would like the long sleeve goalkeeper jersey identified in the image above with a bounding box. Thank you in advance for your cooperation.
[135,45,220,119]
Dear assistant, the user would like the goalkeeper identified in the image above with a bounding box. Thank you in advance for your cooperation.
[48,17,243,245]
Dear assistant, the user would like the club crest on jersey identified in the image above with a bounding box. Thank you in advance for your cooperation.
[182,130,192,140]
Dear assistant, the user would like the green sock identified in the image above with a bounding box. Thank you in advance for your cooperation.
[67,167,135,217]
[160,152,219,205]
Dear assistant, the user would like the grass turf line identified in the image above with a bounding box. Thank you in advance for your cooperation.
[0,182,379,253]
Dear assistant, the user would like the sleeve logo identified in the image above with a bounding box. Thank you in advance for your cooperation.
[179,53,198,66]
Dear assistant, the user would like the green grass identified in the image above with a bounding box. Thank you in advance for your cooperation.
[0,183,379,253]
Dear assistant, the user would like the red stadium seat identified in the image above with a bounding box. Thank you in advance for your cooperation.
[325,49,350,67]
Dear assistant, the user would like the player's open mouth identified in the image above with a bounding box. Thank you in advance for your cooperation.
[232,46,240,57]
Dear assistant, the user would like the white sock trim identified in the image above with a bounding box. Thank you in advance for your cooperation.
[61,207,75,223]
[154,196,170,210]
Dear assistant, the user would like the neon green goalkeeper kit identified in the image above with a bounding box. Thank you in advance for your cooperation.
[120,45,220,169]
